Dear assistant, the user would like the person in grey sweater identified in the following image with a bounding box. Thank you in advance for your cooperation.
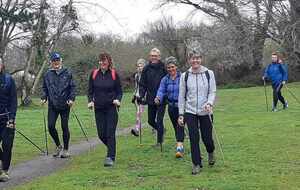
[178,51,216,175]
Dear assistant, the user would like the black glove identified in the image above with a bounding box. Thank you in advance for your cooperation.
[131,95,136,104]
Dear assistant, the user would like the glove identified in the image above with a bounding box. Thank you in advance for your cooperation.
[87,102,94,110]
[131,95,136,104]
[6,120,16,129]
[282,81,286,85]
[178,115,184,127]
[262,76,265,81]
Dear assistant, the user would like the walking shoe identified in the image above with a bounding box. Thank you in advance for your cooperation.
[191,164,202,175]
[60,150,71,158]
[131,128,139,137]
[53,145,63,157]
[175,145,184,158]
[103,157,114,167]
[208,152,215,166]
[0,170,9,182]
[272,107,277,112]
[283,101,288,109]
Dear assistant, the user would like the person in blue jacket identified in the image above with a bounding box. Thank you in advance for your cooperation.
[0,59,17,182]
[263,52,288,112]
[154,56,185,158]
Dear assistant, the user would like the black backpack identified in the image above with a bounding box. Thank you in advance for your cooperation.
[184,70,210,100]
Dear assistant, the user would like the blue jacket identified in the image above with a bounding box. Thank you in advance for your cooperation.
[156,72,181,107]
[264,62,288,86]
[0,73,17,120]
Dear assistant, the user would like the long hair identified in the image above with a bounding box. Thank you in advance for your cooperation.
[99,52,113,69]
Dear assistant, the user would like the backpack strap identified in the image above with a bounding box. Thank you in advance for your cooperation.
[92,69,99,80]
[111,68,116,81]
[184,71,189,101]
[204,70,210,98]
[4,74,12,89]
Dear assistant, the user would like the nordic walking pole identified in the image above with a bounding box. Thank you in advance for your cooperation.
[263,79,269,112]
[71,108,89,142]
[284,84,300,105]
[208,114,225,165]
[138,104,142,145]
[16,129,45,154]
[42,106,49,155]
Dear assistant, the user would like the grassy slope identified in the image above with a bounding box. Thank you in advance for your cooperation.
[12,83,300,190]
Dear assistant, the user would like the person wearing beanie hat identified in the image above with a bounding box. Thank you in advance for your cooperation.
[0,59,17,182]
[41,52,76,158]
[154,56,185,158]
[131,58,146,137]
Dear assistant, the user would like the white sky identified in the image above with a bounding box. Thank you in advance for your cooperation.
[76,0,210,39]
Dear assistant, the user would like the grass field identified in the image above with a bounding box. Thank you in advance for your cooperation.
[10,83,300,189]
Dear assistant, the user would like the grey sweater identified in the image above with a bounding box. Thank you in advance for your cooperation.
[178,66,216,116]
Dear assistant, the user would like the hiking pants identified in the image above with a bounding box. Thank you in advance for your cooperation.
[0,118,15,171]
[147,104,166,143]
[168,105,184,142]
[272,83,286,108]
[48,106,70,150]
[95,106,118,160]
[184,113,215,166]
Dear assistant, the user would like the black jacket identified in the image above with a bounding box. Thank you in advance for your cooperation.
[41,68,76,110]
[88,69,122,109]
[139,61,167,105]
[0,72,17,120]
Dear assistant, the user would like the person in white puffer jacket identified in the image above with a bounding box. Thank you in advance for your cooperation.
[178,50,216,175]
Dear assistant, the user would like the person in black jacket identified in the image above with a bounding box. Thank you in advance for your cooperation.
[0,59,17,182]
[87,52,122,167]
[41,52,76,158]
[138,48,167,146]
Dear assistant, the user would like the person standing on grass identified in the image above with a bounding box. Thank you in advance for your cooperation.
[154,56,185,158]
[41,52,76,158]
[178,50,216,175]
[87,52,122,167]
[137,48,167,147]
[262,52,288,112]
[0,59,17,182]
[131,58,146,137]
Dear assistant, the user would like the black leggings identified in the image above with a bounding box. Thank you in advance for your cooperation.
[272,84,286,108]
[168,105,184,142]
[95,106,118,160]
[184,113,215,166]
[48,106,70,150]
[0,119,15,171]
[147,104,166,143]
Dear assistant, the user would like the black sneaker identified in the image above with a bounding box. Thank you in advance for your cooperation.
[131,128,139,137]
[208,152,215,166]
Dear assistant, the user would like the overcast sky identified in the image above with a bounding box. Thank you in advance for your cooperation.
[76,0,209,39]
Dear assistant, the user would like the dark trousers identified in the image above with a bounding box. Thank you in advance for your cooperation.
[148,104,166,143]
[168,105,184,142]
[184,113,215,166]
[48,106,70,150]
[95,106,118,160]
[0,119,15,171]
[272,84,286,108]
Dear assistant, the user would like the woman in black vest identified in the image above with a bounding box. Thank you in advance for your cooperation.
[87,52,122,167]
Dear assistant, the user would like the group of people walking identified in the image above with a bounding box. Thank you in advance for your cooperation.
[0,47,289,181]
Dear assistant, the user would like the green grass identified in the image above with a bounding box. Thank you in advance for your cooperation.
[11,83,300,189]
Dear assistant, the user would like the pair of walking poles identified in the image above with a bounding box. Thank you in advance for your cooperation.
[17,106,89,156]
[263,79,300,111]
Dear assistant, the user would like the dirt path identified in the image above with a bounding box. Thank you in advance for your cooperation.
[0,127,131,190]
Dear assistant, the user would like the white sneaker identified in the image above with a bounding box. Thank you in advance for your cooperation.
[0,170,10,182]
[53,145,63,157]
[60,150,71,158]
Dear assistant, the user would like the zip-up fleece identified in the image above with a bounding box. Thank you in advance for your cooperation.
[178,66,216,116]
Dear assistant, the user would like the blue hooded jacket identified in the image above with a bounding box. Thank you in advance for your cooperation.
[156,71,181,107]
[264,62,288,87]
